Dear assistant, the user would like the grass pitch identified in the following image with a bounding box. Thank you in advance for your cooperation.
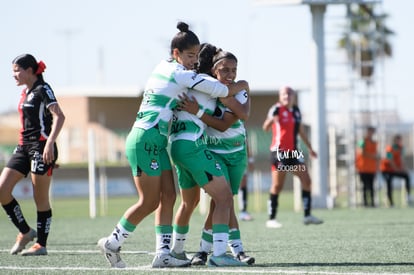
[0,193,413,275]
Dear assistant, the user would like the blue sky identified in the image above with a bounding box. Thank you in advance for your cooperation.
[0,0,412,122]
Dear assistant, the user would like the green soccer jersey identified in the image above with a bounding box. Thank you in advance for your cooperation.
[206,89,248,154]
[169,74,222,142]
[133,60,229,136]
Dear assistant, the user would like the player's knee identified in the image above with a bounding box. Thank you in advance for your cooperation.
[161,192,176,206]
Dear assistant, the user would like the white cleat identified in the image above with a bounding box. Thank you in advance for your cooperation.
[239,211,253,221]
[97,237,126,268]
[266,219,282,228]
[151,253,191,268]
[10,228,37,255]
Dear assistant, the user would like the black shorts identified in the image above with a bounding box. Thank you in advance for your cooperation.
[7,141,58,177]
[270,150,304,170]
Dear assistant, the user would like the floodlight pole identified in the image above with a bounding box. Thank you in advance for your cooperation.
[254,0,381,208]
[306,0,381,208]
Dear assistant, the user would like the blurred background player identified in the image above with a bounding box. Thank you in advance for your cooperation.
[380,134,413,207]
[355,126,378,207]
[262,86,323,228]
[238,140,254,221]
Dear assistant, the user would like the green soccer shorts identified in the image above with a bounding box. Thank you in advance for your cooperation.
[171,138,224,189]
[125,127,171,177]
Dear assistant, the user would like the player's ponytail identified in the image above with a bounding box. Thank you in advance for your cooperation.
[197,43,218,75]
[170,21,200,56]
[35,61,46,75]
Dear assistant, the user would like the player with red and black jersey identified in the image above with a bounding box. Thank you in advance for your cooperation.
[18,80,57,144]
[262,86,322,228]
[0,54,65,256]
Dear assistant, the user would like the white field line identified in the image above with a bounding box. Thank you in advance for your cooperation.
[0,249,150,254]
[0,266,412,275]
[0,249,412,275]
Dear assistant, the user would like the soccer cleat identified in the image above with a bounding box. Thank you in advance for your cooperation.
[170,250,189,261]
[236,252,255,265]
[239,211,253,221]
[21,243,47,256]
[303,215,324,225]
[10,228,37,255]
[191,251,208,265]
[151,253,191,268]
[97,237,126,268]
[266,219,282,228]
[208,253,248,267]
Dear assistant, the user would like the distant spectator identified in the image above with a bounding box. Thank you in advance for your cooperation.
[355,126,378,207]
[380,134,413,207]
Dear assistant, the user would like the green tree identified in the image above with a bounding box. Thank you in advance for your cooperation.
[338,4,394,85]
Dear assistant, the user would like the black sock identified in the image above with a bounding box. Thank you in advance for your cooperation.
[37,209,52,247]
[268,194,279,220]
[302,190,311,216]
[2,198,31,234]
[404,174,411,195]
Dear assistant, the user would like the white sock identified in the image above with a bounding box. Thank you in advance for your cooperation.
[155,232,171,255]
[172,232,187,254]
[200,229,213,253]
[228,239,243,256]
[213,232,228,256]
[228,228,243,256]
[107,223,131,250]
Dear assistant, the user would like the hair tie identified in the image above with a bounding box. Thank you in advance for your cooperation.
[35,61,46,75]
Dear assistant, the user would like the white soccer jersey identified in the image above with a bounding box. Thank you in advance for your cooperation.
[133,60,229,136]
[169,74,219,142]
[205,89,248,154]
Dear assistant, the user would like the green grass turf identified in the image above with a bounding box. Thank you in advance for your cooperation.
[0,193,413,274]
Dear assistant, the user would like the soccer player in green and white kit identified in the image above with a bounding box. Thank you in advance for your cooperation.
[168,43,250,267]
[170,43,252,266]
[97,22,247,269]
[177,44,254,265]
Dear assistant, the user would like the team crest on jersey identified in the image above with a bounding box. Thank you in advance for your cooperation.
[27,93,35,102]
[150,159,159,170]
